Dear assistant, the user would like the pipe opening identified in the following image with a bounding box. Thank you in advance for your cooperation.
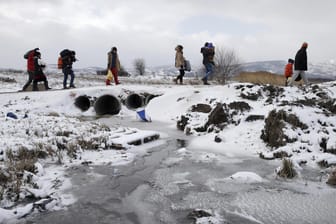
[94,94,121,115]
[74,95,91,112]
[125,93,144,110]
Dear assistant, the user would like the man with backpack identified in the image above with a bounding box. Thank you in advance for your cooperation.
[60,49,77,89]
[22,48,39,91]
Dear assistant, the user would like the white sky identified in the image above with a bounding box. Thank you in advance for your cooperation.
[0,0,335,69]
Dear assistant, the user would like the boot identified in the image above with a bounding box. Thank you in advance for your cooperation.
[44,81,51,90]
[33,82,39,91]
[106,79,111,85]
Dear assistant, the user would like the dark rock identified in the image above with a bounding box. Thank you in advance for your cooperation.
[191,104,212,113]
[207,103,228,126]
[187,209,212,222]
[326,170,336,186]
[240,92,260,101]
[214,135,222,143]
[228,101,251,112]
[245,115,265,122]
[177,115,189,131]
[318,99,336,114]
[320,138,327,151]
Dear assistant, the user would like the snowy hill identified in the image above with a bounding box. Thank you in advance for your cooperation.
[0,70,336,223]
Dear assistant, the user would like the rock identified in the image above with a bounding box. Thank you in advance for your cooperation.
[245,115,265,122]
[214,135,222,143]
[326,169,336,186]
[191,104,212,113]
[207,103,228,126]
[228,101,251,112]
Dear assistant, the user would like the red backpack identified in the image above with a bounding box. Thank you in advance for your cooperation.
[57,56,63,69]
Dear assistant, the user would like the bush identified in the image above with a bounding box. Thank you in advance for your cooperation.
[277,159,297,178]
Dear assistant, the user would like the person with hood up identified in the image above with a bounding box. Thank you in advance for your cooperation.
[107,47,121,85]
[174,45,185,84]
[200,42,215,85]
[289,42,309,86]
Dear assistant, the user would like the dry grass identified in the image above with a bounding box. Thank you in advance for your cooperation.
[277,158,297,179]
[232,71,303,86]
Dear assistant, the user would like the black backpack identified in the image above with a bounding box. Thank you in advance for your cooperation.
[60,49,71,58]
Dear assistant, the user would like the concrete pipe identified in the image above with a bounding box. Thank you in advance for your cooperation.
[144,94,157,105]
[125,93,144,110]
[94,94,121,115]
[74,95,91,112]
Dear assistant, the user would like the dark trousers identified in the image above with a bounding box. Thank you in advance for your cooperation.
[22,71,34,91]
[176,69,185,84]
[63,67,75,88]
[33,76,49,91]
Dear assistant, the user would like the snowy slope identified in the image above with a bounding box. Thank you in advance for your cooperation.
[0,69,336,223]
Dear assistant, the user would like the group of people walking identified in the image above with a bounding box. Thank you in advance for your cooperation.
[174,42,215,85]
[23,41,309,91]
[284,42,309,86]
[174,41,310,86]
[22,48,77,91]
[22,48,51,91]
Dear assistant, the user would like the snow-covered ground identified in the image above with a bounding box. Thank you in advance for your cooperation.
[0,69,336,223]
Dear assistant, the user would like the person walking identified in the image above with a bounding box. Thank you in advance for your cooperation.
[174,45,185,84]
[200,42,215,85]
[107,47,121,85]
[289,42,309,86]
[284,58,294,86]
[61,49,77,89]
[32,51,51,91]
[22,48,39,91]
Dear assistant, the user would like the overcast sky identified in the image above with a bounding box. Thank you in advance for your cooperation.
[1,0,335,69]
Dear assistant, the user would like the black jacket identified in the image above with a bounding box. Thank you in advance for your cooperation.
[201,47,215,65]
[294,47,307,71]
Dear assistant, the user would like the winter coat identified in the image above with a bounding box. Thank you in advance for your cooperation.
[33,57,46,81]
[107,51,120,71]
[175,50,185,69]
[294,47,307,71]
[284,63,293,77]
[201,46,215,65]
[27,50,35,72]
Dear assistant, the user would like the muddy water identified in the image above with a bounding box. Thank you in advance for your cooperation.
[25,117,336,224]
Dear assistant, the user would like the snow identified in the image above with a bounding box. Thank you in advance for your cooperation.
[1,69,336,223]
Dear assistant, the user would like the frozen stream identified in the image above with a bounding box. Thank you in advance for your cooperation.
[24,117,336,224]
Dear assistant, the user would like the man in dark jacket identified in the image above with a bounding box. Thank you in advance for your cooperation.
[289,42,309,86]
[61,50,77,89]
[200,42,215,85]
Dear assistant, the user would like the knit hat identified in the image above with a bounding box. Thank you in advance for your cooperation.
[302,42,308,48]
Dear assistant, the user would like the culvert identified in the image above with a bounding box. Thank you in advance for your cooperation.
[125,93,144,110]
[74,95,91,112]
[94,94,121,115]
